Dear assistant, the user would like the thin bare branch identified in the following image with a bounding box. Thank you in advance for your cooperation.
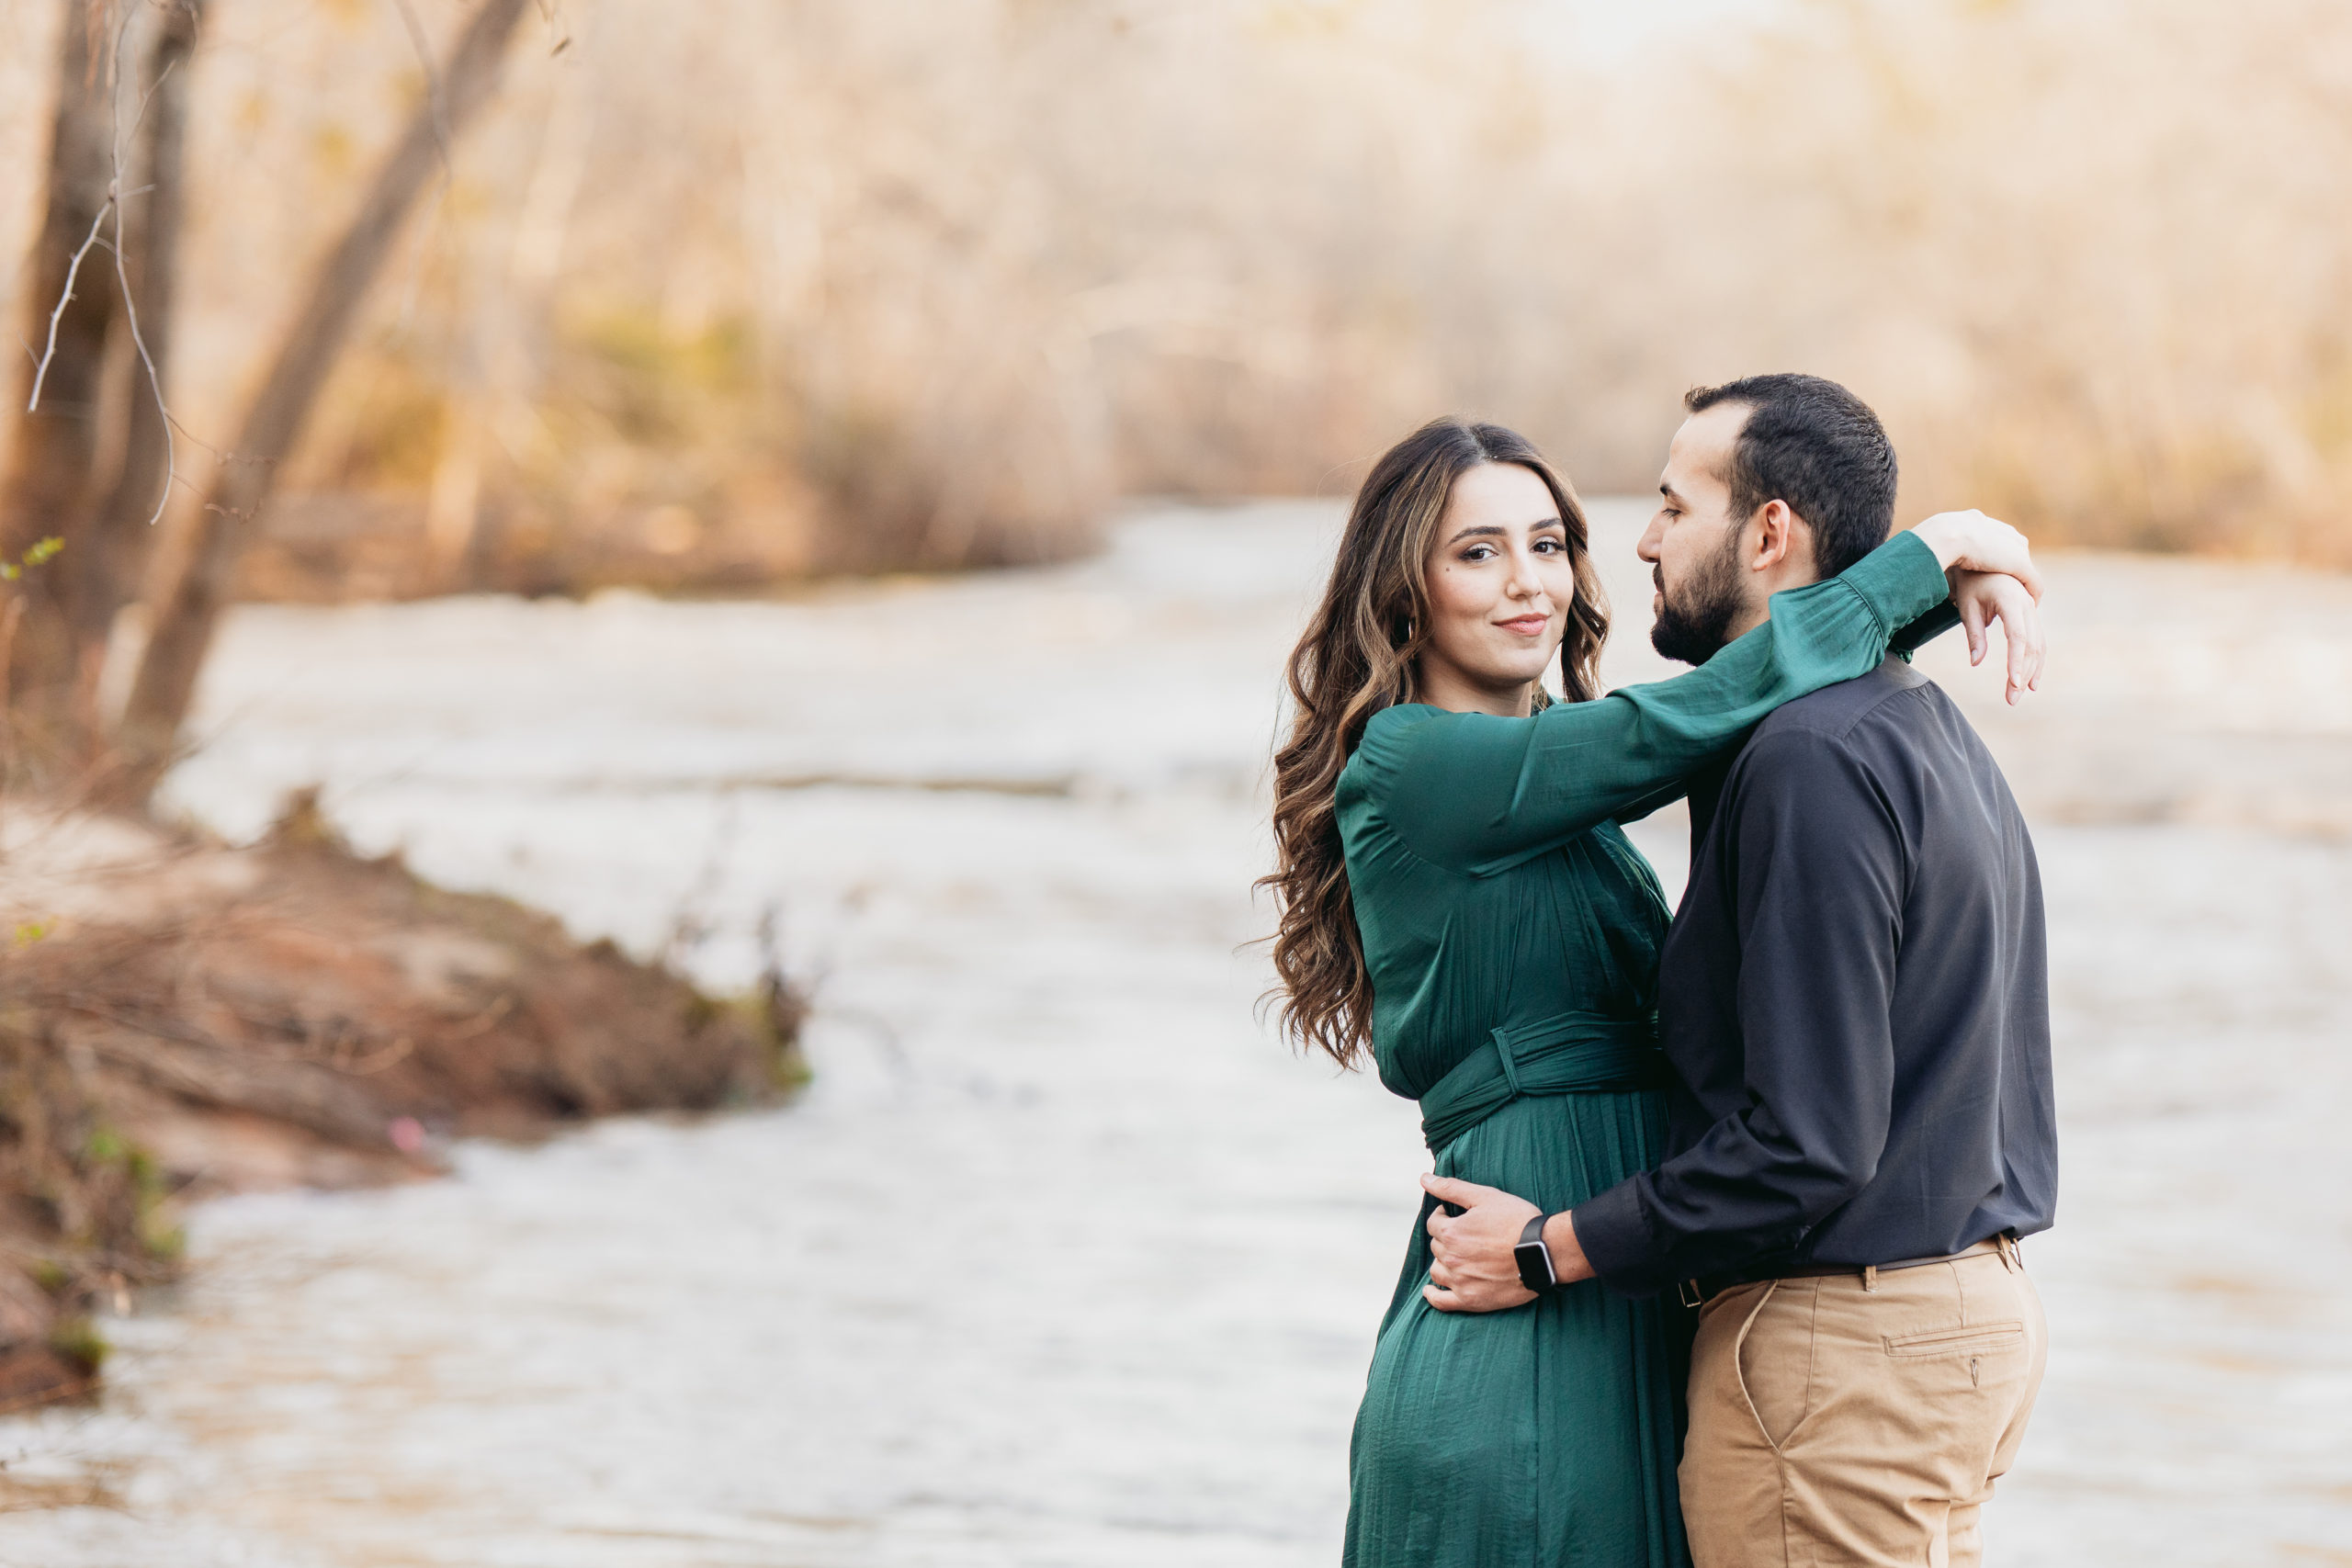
[23,201,112,415]
[110,209,175,527]
[119,23,178,154]
[110,37,184,529]
[536,0,571,55]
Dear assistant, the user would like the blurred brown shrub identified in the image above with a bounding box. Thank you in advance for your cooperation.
[3,0,2347,593]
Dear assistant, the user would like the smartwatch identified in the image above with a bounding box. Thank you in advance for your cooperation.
[1514,1212,1560,1292]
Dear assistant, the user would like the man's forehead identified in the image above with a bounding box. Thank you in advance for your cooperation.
[1667,403,1747,483]
[1680,400,1750,446]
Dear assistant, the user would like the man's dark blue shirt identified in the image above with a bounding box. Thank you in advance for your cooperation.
[1575,656,2058,1296]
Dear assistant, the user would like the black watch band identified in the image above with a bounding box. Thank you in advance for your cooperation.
[1513,1212,1559,1292]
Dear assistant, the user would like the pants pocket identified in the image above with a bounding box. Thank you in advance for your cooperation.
[1883,1320,2026,1359]
[1734,1280,1818,1450]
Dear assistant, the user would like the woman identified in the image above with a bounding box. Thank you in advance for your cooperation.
[1264,419,2038,1566]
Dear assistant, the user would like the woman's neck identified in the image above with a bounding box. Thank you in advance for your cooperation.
[1416,665,1537,719]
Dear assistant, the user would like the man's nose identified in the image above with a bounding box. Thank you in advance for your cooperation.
[1636,518,1666,562]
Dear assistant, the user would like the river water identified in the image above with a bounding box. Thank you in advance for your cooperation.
[3,502,2348,1566]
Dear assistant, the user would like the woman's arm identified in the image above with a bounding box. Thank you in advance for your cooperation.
[1900,507,2046,702]
[1368,528,1971,876]
[1888,571,2046,705]
[1950,570,2044,704]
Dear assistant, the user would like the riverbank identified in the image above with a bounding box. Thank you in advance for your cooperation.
[1,502,2346,1565]
[0,792,804,1409]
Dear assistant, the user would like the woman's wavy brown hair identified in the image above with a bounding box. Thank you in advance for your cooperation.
[1261,418,1609,1068]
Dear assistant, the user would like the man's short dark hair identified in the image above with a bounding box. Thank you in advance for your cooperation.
[1683,374,1898,579]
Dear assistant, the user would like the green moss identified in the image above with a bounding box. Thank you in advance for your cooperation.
[771,1036,813,1093]
[139,1214,187,1263]
[46,1316,107,1377]
[560,309,756,446]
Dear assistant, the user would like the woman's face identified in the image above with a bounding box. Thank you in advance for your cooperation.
[1415,461,1576,715]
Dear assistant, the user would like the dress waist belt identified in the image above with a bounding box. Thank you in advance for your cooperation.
[1417,1009,1671,1156]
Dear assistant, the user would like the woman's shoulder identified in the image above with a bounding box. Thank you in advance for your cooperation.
[1342,703,1443,783]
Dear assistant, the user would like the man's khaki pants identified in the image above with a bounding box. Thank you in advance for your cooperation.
[1680,1242,2047,1568]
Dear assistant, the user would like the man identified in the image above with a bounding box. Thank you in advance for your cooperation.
[1422,374,2056,1567]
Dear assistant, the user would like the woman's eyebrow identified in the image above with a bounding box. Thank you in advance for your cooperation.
[1444,517,1563,547]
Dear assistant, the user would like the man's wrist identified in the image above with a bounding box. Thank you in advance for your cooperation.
[1542,1210,1596,1286]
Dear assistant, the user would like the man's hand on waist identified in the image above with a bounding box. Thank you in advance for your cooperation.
[1421,1174,1597,1313]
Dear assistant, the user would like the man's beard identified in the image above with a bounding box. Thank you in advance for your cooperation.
[1649,528,1747,665]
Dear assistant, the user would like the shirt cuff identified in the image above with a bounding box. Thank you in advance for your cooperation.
[1570,1179,1674,1299]
[1889,598,1962,660]
[1837,529,1950,637]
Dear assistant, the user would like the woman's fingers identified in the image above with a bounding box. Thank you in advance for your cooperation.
[1984,521,2045,603]
[1959,587,1989,667]
[1992,580,2046,705]
[1950,567,2049,704]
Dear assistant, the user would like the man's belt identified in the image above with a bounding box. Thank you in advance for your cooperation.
[1677,1234,2020,1309]
[1416,1008,1671,1156]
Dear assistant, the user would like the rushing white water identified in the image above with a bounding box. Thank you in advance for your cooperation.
[2,502,2347,1566]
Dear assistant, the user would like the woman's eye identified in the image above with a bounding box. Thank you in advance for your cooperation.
[1462,545,1495,562]
[1533,537,1565,554]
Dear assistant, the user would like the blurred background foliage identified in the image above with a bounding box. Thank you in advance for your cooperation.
[4,0,2348,600]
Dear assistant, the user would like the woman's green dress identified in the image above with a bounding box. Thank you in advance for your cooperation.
[1337,532,1953,1568]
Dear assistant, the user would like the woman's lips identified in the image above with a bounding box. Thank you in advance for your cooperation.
[1497,615,1550,637]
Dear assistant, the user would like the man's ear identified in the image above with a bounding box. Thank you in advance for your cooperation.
[1749,500,1796,571]
[1750,500,1818,575]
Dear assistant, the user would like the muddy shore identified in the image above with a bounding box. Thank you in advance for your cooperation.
[0,792,803,1408]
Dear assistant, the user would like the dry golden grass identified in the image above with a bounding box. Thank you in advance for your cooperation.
[2,0,2346,578]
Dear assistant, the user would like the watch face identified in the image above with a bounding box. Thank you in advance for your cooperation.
[1514,1240,1555,1292]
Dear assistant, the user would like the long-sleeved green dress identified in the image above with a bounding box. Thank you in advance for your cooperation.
[1337,531,1954,1568]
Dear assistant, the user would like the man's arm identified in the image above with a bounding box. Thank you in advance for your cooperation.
[1571,730,1906,1295]
[1427,729,1908,1310]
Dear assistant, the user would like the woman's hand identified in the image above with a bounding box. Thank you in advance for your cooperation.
[1910,509,2044,602]
[1950,569,2045,705]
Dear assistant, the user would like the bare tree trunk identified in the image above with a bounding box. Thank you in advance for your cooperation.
[79,1,202,685]
[1,0,124,767]
[117,0,537,784]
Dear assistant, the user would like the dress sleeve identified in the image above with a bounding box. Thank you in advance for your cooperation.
[1364,528,1949,876]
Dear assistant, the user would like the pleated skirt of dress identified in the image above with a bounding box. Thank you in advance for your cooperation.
[1342,1087,1694,1568]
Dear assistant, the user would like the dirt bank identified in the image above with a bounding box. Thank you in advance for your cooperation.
[0,792,804,1408]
